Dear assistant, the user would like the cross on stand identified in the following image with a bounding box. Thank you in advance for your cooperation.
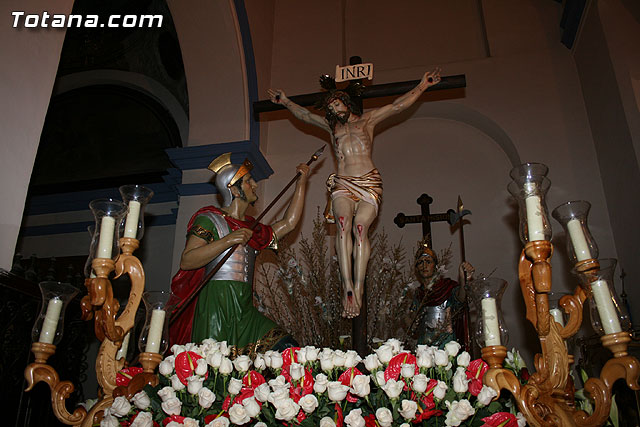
[254,58,466,357]
[394,193,457,248]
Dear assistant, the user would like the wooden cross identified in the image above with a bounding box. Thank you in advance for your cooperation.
[394,193,456,249]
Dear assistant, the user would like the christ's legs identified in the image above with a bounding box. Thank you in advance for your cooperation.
[352,201,377,316]
[332,196,358,318]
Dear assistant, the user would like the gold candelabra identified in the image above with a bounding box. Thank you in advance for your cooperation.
[481,164,640,426]
[24,186,160,426]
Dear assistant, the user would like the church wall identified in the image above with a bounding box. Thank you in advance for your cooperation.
[0,0,74,270]
[254,0,618,360]
[573,0,640,329]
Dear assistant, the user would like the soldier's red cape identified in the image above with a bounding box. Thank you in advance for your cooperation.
[168,206,273,347]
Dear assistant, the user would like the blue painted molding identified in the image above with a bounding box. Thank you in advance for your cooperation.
[165,140,273,182]
[234,0,260,144]
[20,213,177,237]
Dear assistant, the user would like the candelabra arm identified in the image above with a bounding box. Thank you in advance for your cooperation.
[518,249,537,328]
[83,259,124,343]
[25,345,88,426]
[80,397,114,427]
[557,288,586,338]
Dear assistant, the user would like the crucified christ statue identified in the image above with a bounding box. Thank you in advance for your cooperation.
[269,68,441,318]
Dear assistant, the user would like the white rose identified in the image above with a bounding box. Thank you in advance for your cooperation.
[412,374,428,393]
[171,344,186,356]
[350,375,370,397]
[401,363,415,378]
[400,424,410,427]
[219,341,230,356]
[184,342,199,354]
[417,351,434,369]
[399,399,418,420]
[375,370,386,386]
[132,391,151,410]
[271,352,283,369]
[326,381,350,402]
[254,383,270,402]
[158,386,176,402]
[207,351,223,369]
[161,396,182,416]
[228,377,243,395]
[444,341,462,358]
[345,408,366,427]
[333,350,346,368]
[319,417,337,427]
[274,398,300,421]
[228,403,250,425]
[517,412,527,427]
[206,416,230,427]
[433,380,448,399]
[476,385,498,406]
[364,354,381,371]
[111,396,131,417]
[253,354,266,370]
[183,417,199,427]
[376,407,393,427]
[130,411,153,427]
[268,375,289,392]
[267,387,290,404]
[320,353,335,371]
[305,346,319,362]
[219,357,233,375]
[299,394,319,413]
[385,338,403,354]
[456,351,471,367]
[382,379,404,399]
[453,367,469,393]
[344,350,361,368]
[254,423,267,427]
[159,360,174,376]
[195,358,208,376]
[242,396,261,418]
[187,375,204,395]
[375,344,394,364]
[100,413,119,427]
[289,362,305,381]
[198,387,216,408]
[297,348,308,364]
[314,373,329,393]
[445,399,475,426]
[233,355,251,373]
[434,349,448,367]
[170,374,185,391]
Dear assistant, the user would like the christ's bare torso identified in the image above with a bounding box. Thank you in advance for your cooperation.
[331,114,377,177]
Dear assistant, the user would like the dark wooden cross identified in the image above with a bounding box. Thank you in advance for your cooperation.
[394,193,456,249]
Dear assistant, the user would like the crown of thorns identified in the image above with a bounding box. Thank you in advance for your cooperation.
[314,75,364,110]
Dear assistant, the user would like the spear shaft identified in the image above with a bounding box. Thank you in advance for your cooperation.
[170,146,325,324]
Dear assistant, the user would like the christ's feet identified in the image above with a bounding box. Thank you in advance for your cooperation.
[341,286,361,318]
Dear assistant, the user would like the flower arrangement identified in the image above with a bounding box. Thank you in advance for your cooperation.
[100,338,526,427]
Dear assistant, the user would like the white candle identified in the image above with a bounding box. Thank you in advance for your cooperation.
[524,183,545,241]
[39,297,63,344]
[123,200,141,238]
[116,332,131,360]
[481,297,501,346]
[591,280,622,334]
[96,216,116,258]
[549,308,565,327]
[145,309,166,353]
[567,219,591,261]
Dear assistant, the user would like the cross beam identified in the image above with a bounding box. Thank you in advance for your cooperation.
[394,193,456,249]
[253,74,466,116]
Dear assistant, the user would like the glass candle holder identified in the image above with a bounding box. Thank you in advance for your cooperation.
[31,281,80,345]
[468,277,509,348]
[507,163,552,244]
[89,199,127,261]
[552,200,598,264]
[138,291,175,354]
[573,258,630,336]
[118,185,154,241]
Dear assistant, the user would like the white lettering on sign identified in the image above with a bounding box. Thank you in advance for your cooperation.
[335,63,374,82]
